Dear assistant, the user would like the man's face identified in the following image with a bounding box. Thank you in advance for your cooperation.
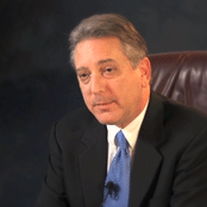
[74,37,151,128]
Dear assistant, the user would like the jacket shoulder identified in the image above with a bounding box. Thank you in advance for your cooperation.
[59,107,95,129]
[157,93,207,139]
[52,107,97,144]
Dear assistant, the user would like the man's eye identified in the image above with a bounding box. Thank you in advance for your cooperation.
[105,68,113,73]
[80,73,88,78]
[104,68,116,75]
[103,67,117,77]
[78,73,90,82]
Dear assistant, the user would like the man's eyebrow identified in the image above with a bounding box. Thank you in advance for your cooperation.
[76,67,87,72]
[98,59,115,65]
[76,59,115,71]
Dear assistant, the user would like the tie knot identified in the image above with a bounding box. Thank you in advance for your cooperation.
[116,130,129,149]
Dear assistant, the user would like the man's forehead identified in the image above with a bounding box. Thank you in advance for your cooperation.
[74,37,126,69]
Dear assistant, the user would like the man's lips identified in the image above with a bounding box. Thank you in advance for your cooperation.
[93,101,115,107]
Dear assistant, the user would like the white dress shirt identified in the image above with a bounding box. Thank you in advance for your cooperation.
[106,103,148,172]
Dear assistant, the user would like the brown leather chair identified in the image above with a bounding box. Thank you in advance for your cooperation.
[149,51,207,114]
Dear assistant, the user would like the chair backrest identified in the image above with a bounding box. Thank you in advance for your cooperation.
[149,51,207,114]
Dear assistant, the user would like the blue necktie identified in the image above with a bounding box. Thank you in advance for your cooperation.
[103,130,131,207]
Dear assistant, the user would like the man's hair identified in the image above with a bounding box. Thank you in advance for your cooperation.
[69,13,149,69]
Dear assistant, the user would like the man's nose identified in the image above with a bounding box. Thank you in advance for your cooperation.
[90,74,106,94]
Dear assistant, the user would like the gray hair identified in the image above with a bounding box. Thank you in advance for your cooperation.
[69,13,149,68]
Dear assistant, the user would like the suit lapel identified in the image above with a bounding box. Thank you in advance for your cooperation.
[79,119,108,207]
[130,92,165,207]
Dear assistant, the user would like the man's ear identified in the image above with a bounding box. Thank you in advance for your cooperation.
[137,57,151,88]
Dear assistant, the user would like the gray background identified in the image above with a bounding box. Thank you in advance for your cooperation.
[1,0,207,206]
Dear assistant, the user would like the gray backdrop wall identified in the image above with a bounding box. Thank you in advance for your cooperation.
[1,0,207,206]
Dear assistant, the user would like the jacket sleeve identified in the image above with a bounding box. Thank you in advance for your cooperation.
[35,123,69,207]
[170,125,207,207]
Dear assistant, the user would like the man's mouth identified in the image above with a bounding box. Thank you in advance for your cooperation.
[93,101,115,108]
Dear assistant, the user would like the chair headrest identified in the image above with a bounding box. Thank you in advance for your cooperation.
[149,51,207,114]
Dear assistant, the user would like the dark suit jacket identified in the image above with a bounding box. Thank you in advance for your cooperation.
[36,91,207,207]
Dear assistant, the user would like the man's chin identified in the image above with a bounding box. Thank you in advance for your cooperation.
[93,112,131,128]
[94,113,118,126]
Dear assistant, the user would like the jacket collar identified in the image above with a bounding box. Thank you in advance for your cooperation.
[130,91,165,207]
[139,91,165,147]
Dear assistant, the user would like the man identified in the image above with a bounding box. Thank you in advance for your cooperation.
[36,13,207,207]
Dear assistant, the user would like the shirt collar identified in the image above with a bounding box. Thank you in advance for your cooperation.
[107,101,149,149]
